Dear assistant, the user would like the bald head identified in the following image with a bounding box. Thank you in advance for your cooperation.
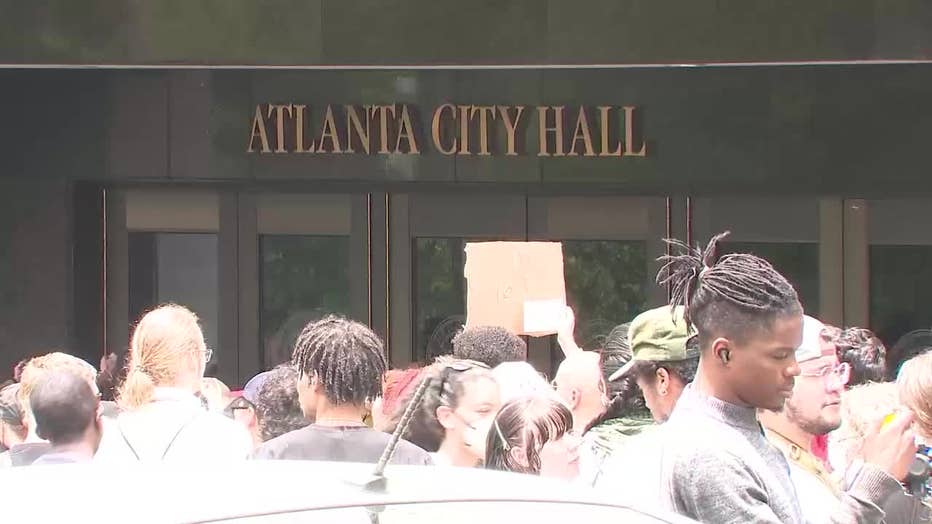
[554,351,607,429]
[30,370,99,445]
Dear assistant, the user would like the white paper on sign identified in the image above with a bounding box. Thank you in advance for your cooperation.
[523,299,566,335]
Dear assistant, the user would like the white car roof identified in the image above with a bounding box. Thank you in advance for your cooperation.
[0,461,694,523]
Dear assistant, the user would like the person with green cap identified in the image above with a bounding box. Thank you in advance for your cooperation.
[608,305,699,423]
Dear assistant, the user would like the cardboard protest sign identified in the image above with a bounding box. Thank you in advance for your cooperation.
[464,241,566,336]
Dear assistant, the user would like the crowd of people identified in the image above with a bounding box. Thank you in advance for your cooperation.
[1,231,931,523]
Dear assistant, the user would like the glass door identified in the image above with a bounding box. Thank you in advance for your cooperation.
[106,189,226,378]
[250,193,369,377]
[105,189,371,387]
[390,193,670,376]
[389,193,527,367]
[691,196,843,325]
[528,196,669,374]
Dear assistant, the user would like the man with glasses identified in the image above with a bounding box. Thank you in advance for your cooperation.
[759,316,907,522]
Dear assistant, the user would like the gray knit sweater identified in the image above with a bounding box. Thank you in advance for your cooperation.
[659,384,904,523]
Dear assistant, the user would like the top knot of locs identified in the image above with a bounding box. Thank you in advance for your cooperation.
[656,231,800,327]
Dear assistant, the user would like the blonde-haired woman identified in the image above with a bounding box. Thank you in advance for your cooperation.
[95,304,252,462]
[831,382,931,522]
[898,350,932,445]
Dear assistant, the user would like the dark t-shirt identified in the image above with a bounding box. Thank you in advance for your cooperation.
[252,425,433,465]
[9,442,51,466]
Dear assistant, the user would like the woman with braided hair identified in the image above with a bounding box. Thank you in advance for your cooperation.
[394,357,500,467]
[253,315,432,465]
[648,232,918,524]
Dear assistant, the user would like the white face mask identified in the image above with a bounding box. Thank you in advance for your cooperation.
[463,416,494,458]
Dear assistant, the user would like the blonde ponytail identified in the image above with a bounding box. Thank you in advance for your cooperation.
[118,366,157,410]
[117,303,207,410]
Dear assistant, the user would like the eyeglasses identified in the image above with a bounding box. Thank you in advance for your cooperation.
[799,362,851,386]
[203,347,214,363]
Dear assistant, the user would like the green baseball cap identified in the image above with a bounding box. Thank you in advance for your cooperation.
[608,305,698,381]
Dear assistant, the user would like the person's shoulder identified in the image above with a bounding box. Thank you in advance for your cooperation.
[657,419,750,473]
[196,410,246,431]
[253,425,314,458]
[392,437,433,465]
[587,416,655,454]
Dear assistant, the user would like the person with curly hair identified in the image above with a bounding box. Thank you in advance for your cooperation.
[252,364,310,442]
[452,326,526,368]
[832,327,887,386]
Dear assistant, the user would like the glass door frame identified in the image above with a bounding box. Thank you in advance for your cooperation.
[389,191,678,375]
[104,186,374,387]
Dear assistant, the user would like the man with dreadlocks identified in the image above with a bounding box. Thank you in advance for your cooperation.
[649,232,916,524]
[253,316,432,464]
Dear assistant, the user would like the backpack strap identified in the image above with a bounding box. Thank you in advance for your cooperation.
[117,410,203,461]
[159,411,202,460]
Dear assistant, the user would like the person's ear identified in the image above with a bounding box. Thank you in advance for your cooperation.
[436,405,456,430]
[508,445,529,468]
[656,368,670,396]
[296,374,316,396]
[569,388,581,409]
[308,374,324,394]
[712,338,732,367]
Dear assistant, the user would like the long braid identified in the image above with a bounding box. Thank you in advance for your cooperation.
[291,316,386,406]
[657,231,800,337]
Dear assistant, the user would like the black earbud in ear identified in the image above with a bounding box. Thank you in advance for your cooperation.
[720,350,730,365]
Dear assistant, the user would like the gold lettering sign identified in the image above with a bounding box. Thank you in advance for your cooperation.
[246,103,649,159]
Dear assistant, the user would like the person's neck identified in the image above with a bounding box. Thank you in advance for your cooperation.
[3,431,25,448]
[694,362,749,408]
[574,403,602,432]
[314,402,367,427]
[761,413,814,450]
[437,438,480,467]
[165,377,200,394]
[48,439,96,460]
[23,425,46,444]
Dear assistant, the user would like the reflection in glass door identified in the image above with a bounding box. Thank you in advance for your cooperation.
[394,194,669,373]
[392,194,526,366]
[254,194,367,373]
[108,190,370,386]
[260,235,351,369]
[865,198,932,375]
[528,196,667,373]
[561,240,648,349]
[129,232,220,353]
[413,237,467,362]
[691,196,839,322]
[120,190,222,374]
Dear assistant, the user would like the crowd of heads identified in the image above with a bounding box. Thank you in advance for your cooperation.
[2,230,932,514]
